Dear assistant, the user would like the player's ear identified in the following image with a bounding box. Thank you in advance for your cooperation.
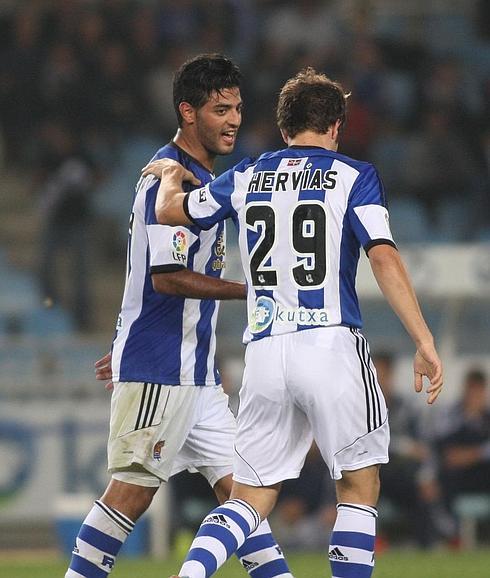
[330,119,342,143]
[179,101,196,126]
[280,129,289,145]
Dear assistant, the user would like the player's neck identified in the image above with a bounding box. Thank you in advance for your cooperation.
[173,129,215,172]
[287,130,338,152]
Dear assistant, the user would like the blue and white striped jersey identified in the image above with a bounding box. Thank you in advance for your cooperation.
[184,145,396,342]
[112,143,226,385]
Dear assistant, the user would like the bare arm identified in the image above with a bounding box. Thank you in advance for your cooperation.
[141,159,198,226]
[152,268,246,300]
[368,244,443,404]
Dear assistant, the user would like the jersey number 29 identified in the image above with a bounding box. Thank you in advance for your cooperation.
[245,201,328,290]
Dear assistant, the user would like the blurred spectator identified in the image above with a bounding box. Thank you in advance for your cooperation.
[36,119,97,331]
[403,108,481,240]
[374,352,450,548]
[262,0,340,60]
[273,443,336,550]
[437,369,490,527]
[0,3,43,164]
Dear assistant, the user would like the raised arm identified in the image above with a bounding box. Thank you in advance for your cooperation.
[368,244,443,404]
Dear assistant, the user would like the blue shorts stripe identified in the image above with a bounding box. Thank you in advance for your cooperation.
[250,559,290,578]
[195,523,238,557]
[330,530,375,552]
[78,524,123,556]
[330,560,373,578]
[237,533,276,557]
[70,553,109,578]
[185,547,217,576]
[214,506,251,536]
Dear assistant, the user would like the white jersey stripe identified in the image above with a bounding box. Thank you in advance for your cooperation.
[112,178,154,381]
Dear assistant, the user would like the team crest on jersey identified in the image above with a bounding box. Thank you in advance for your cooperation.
[212,232,226,271]
[198,189,207,203]
[153,440,165,461]
[249,296,275,333]
[215,232,225,257]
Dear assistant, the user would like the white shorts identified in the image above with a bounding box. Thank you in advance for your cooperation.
[233,327,389,486]
[108,383,235,487]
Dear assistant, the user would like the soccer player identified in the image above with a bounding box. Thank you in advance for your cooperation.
[143,68,444,578]
[65,54,293,578]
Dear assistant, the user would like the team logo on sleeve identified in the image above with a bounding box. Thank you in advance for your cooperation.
[249,296,275,333]
[198,189,207,202]
[172,230,187,264]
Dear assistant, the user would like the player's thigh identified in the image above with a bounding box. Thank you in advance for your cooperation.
[287,327,389,481]
[108,382,200,481]
[233,336,313,487]
[171,385,236,487]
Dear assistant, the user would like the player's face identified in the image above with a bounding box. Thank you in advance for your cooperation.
[195,87,242,156]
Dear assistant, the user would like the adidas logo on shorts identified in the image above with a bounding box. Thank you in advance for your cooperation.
[203,513,230,529]
[328,547,349,561]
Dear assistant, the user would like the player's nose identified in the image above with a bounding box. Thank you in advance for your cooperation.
[226,109,241,128]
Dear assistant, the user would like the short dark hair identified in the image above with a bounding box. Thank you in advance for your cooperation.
[276,67,349,138]
[173,53,242,127]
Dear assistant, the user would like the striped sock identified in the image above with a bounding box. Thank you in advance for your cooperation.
[236,519,293,577]
[65,500,135,578]
[328,503,377,578]
[179,499,260,578]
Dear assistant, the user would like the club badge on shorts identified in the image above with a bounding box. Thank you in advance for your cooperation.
[153,440,166,461]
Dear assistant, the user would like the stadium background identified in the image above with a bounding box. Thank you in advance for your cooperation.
[0,0,489,576]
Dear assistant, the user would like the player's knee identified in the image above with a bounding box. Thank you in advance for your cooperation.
[100,474,159,520]
[336,465,380,505]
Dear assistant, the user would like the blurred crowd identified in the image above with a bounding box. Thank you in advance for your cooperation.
[1,0,489,233]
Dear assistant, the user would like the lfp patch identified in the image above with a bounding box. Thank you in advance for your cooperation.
[172,230,187,253]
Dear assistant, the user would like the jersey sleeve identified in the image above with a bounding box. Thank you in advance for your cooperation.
[347,164,397,253]
[184,167,236,230]
[144,178,197,273]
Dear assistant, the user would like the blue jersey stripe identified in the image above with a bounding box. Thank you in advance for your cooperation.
[194,223,223,383]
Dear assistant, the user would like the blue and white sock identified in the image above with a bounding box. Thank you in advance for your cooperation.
[236,519,293,577]
[179,499,260,578]
[65,500,134,578]
[328,503,377,578]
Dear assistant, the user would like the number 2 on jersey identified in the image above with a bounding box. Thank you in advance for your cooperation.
[245,201,328,289]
